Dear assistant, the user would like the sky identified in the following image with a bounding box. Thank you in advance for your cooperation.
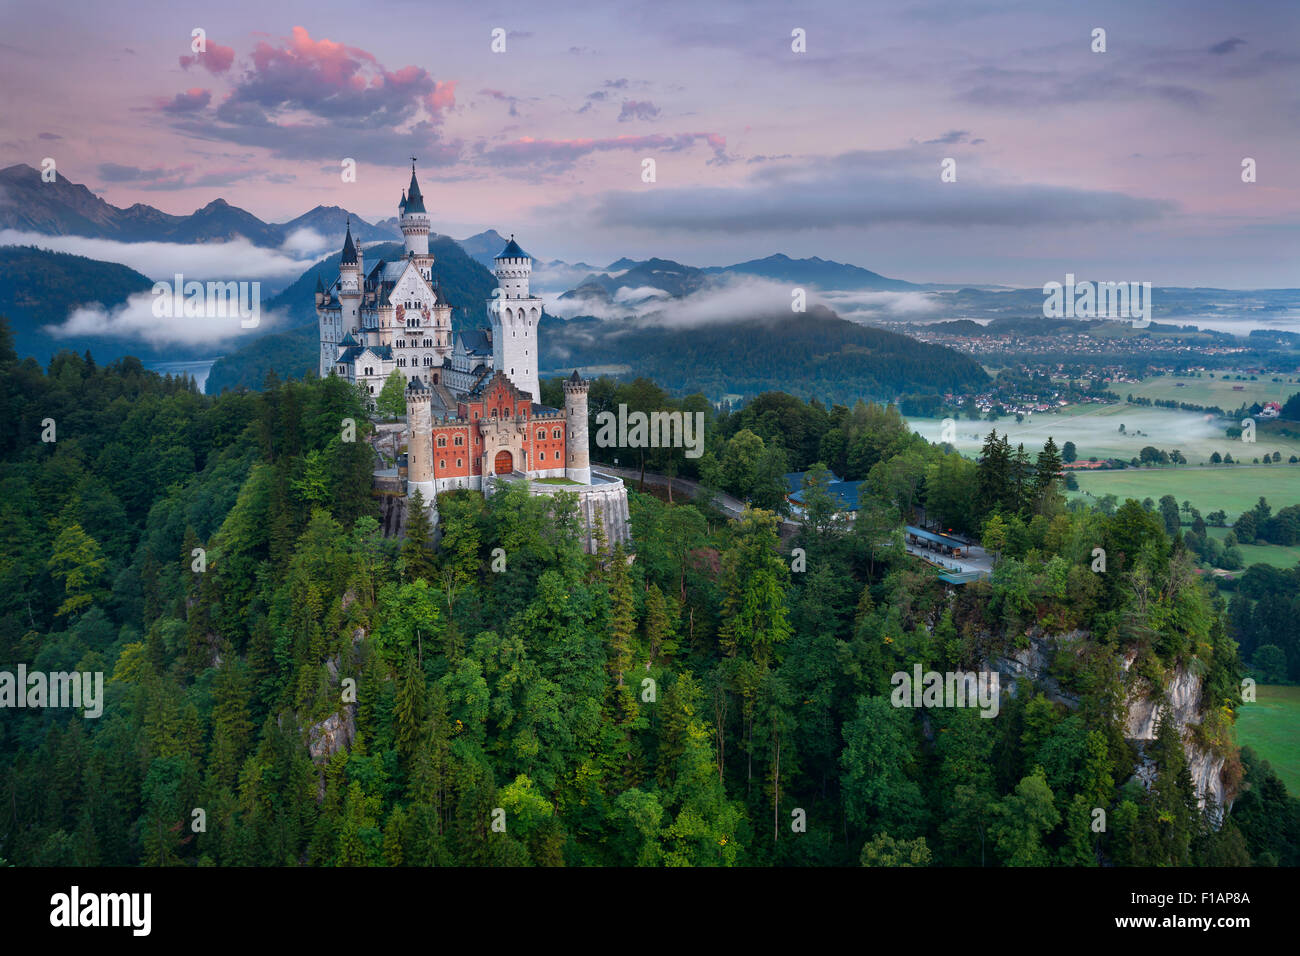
[1,0,1298,288]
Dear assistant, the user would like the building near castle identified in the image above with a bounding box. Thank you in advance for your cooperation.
[318,164,630,553]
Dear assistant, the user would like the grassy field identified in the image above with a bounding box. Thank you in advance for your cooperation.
[1124,371,1299,410]
[1070,465,1300,522]
[911,402,1300,467]
[1205,526,1300,570]
[1235,684,1300,796]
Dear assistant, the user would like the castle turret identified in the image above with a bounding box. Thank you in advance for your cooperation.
[406,375,436,500]
[400,160,430,258]
[490,235,541,404]
[338,218,362,334]
[563,369,591,484]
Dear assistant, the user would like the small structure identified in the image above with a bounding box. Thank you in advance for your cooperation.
[905,525,969,557]
[784,470,863,517]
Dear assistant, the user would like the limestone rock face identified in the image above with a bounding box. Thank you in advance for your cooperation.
[307,706,356,762]
[986,632,1232,821]
[1121,659,1229,818]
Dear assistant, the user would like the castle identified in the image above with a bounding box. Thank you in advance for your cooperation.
[316,163,630,553]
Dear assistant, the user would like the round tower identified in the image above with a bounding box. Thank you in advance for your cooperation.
[338,218,362,333]
[563,369,591,484]
[406,376,436,500]
[489,235,541,404]
[400,160,430,258]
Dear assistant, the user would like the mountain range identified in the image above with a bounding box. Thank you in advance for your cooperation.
[0,164,399,246]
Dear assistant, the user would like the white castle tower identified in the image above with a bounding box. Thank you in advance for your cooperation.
[399,160,430,258]
[489,236,541,404]
[563,370,591,484]
[338,219,362,333]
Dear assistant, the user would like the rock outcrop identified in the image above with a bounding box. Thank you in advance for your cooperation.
[985,631,1232,823]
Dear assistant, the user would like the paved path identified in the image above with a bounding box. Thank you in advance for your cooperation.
[592,462,748,518]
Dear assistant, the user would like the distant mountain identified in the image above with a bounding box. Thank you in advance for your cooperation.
[539,304,990,403]
[578,257,712,299]
[457,229,510,270]
[0,164,392,248]
[705,253,918,291]
[205,234,498,393]
[279,205,398,244]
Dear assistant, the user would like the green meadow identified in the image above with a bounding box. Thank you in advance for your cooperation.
[1071,464,1300,523]
[1205,526,1300,570]
[1235,684,1300,796]
[1124,372,1299,410]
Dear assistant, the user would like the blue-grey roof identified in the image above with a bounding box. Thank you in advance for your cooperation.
[337,344,392,364]
[784,470,842,497]
[496,237,530,260]
[339,331,358,347]
[905,525,966,547]
[790,479,861,511]
[457,328,492,354]
[404,167,426,214]
[341,223,358,264]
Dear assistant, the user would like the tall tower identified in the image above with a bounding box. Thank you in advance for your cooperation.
[315,273,335,377]
[400,160,430,258]
[338,219,362,335]
[563,370,591,484]
[489,235,541,404]
[406,376,436,500]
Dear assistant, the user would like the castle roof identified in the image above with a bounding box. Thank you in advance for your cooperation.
[569,369,582,382]
[339,331,359,347]
[433,283,450,306]
[403,164,426,214]
[341,221,358,265]
[337,344,392,364]
[495,236,530,260]
[456,328,493,355]
[407,375,427,391]
[315,274,325,293]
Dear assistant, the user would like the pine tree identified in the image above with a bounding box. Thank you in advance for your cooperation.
[403,490,436,581]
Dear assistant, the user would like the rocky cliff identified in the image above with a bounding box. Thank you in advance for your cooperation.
[986,631,1233,822]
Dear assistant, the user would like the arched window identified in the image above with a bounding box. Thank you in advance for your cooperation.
[552,428,561,439]
[437,437,447,447]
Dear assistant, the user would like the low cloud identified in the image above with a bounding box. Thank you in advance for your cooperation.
[0,230,319,282]
[45,292,286,348]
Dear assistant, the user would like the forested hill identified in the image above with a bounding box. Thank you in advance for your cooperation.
[0,246,155,365]
[206,236,496,394]
[0,315,1292,868]
[541,305,990,403]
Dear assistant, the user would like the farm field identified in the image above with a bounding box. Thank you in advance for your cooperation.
[1069,464,1300,522]
[1235,684,1300,796]
[1123,372,1299,410]
[911,401,1300,466]
[1204,526,1300,570]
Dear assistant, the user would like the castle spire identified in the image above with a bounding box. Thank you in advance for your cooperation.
[341,217,357,264]
[405,158,425,214]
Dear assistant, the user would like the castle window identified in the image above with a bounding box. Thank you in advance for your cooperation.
[553,428,561,439]
[539,452,545,460]
[537,429,545,440]
[439,460,446,469]
[456,459,462,467]
[437,437,446,447]
[454,436,464,446]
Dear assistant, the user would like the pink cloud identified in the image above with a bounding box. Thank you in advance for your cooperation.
[179,41,235,74]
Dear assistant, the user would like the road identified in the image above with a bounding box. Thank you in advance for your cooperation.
[592,462,749,518]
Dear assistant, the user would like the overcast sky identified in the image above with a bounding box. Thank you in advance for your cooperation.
[2,0,1298,287]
